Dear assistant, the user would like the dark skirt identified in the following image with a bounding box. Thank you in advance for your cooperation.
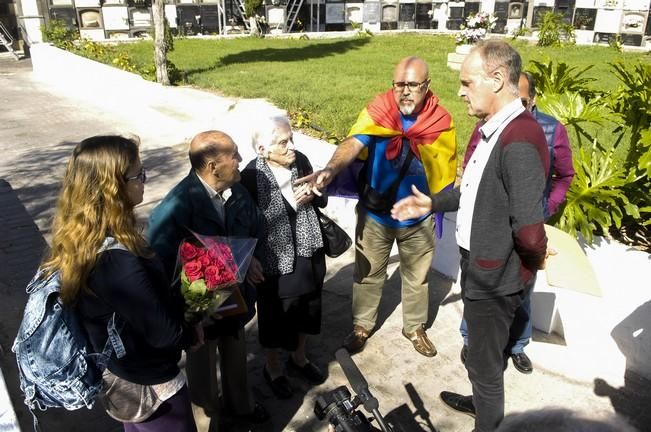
[257,251,326,351]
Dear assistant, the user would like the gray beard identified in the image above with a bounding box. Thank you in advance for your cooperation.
[400,103,415,116]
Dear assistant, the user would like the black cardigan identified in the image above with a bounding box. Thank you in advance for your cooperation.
[78,249,196,385]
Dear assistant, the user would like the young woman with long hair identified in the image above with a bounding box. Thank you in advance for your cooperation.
[44,135,199,432]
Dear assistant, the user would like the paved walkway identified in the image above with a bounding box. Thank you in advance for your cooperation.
[1,49,650,432]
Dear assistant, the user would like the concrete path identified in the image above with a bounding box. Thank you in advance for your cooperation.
[1,48,650,432]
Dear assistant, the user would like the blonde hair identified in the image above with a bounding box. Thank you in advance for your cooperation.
[43,135,150,305]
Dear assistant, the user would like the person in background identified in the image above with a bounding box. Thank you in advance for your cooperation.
[240,114,327,399]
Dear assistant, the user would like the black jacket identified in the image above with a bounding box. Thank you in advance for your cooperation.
[78,250,195,385]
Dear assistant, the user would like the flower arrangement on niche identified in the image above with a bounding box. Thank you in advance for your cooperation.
[456,11,498,45]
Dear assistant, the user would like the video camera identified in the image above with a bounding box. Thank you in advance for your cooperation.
[314,348,394,432]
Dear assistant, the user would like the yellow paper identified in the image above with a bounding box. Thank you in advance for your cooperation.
[544,224,602,297]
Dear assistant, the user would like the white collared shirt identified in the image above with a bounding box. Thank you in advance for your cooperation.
[197,173,232,225]
[456,99,525,251]
[269,164,297,211]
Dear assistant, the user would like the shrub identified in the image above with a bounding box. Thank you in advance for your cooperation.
[537,11,575,47]
[42,19,79,50]
[556,139,638,243]
[608,61,651,172]
[527,59,598,99]
[536,91,611,145]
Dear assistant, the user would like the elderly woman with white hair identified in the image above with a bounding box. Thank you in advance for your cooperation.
[240,114,327,399]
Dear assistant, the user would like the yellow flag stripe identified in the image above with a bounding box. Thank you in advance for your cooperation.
[347,109,457,194]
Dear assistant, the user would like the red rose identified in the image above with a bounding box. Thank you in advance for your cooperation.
[204,266,220,290]
[180,242,200,262]
[199,254,212,268]
[183,260,203,282]
[219,263,236,284]
[207,248,221,261]
[218,245,234,262]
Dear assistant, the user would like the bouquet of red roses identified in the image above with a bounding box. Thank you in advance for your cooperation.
[176,232,257,323]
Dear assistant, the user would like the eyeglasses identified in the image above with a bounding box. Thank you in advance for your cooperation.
[125,167,147,184]
[392,80,430,92]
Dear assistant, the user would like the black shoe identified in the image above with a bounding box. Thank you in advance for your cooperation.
[460,345,467,365]
[287,357,326,385]
[511,352,533,374]
[232,401,270,424]
[343,325,370,354]
[440,391,476,418]
[263,367,293,399]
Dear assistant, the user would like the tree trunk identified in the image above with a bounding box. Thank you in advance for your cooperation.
[152,0,169,85]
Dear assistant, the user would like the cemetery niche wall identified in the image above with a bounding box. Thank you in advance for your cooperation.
[42,0,650,46]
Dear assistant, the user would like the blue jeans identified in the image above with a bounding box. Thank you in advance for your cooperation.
[460,292,532,355]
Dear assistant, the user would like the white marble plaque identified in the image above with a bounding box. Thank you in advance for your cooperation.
[575,28,596,43]
[79,28,105,40]
[594,7,623,31]
[165,4,178,27]
[102,6,129,30]
[597,0,622,8]
[346,4,363,22]
[130,8,152,27]
[75,0,101,7]
[364,1,381,23]
[623,0,650,9]
[267,6,285,25]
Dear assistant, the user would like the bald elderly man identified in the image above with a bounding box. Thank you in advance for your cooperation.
[147,131,268,428]
[297,57,457,357]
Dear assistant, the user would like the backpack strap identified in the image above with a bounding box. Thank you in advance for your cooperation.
[94,313,126,368]
[95,237,129,362]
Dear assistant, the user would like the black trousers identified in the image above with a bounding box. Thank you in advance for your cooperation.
[460,249,530,432]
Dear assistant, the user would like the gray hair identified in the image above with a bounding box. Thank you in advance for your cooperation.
[250,112,291,155]
[473,40,521,96]
[496,408,636,432]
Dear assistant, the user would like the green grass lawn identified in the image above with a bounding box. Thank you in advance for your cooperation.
[114,34,649,154]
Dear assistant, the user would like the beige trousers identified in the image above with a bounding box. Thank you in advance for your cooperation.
[352,212,434,333]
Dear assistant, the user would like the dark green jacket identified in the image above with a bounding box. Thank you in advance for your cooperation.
[147,170,261,337]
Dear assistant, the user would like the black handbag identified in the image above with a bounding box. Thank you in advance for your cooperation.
[316,209,352,258]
